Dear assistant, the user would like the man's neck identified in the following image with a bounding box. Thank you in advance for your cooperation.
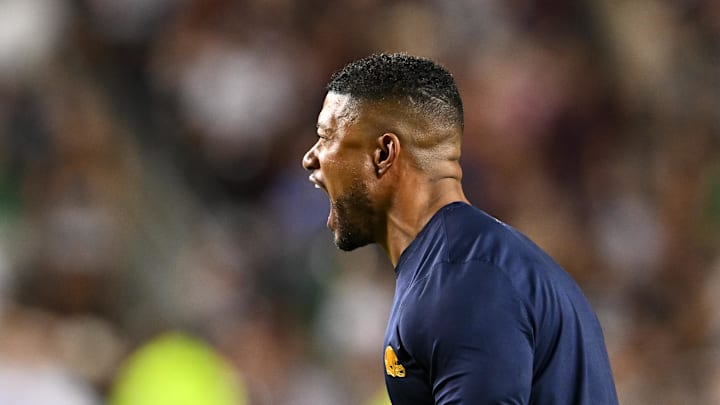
[381,176,469,267]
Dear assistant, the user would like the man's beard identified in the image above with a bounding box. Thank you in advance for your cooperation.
[331,181,376,251]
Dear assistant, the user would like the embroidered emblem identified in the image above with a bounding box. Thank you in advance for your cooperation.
[384,346,406,377]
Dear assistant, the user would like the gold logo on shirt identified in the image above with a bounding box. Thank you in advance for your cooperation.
[384,346,406,377]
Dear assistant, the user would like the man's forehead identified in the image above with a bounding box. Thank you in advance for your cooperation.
[317,92,358,130]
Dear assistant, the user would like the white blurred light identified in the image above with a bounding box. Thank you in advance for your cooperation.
[0,361,101,405]
[179,43,297,147]
[0,0,68,81]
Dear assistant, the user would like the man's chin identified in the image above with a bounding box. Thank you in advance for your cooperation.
[334,232,372,251]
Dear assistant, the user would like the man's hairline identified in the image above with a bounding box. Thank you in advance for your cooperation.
[326,91,462,139]
[326,90,426,127]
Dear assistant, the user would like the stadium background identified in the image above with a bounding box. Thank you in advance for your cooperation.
[0,0,717,403]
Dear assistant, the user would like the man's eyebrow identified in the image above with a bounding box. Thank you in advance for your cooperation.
[316,123,335,132]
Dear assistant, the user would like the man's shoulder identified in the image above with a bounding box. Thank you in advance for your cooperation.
[410,202,576,303]
[436,203,582,303]
[437,202,530,265]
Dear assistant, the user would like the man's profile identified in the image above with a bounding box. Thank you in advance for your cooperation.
[302,53,618,404]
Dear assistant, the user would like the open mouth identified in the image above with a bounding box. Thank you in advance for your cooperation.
[308,174,327,193]
[309,174,333,229]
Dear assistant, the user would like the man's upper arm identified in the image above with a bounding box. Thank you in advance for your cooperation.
[404,260,534,404]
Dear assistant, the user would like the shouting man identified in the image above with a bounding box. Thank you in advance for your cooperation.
[302,53,618,404]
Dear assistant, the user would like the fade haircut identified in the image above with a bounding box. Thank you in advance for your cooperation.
[326,53,464,131]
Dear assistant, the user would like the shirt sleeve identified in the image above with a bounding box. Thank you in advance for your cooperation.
[401,260,535,405]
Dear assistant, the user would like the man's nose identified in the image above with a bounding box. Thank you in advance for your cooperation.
[302,146,319,171]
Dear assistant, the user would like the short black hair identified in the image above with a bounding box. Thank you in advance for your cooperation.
[327,53,464,130]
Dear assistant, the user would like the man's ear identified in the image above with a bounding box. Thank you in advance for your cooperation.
[374,132,399,176]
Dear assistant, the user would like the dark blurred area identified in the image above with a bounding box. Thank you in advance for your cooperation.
[0,0,717,404]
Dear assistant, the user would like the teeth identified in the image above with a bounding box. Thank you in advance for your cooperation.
[309,175,323,190]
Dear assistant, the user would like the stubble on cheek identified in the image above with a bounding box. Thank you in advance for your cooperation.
[331,180,375,251]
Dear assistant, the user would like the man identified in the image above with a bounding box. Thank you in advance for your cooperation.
[302,53,618,404]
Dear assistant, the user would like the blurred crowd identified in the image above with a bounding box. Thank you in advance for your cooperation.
[0,0,717,404]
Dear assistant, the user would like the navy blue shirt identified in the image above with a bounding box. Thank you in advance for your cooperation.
[383,202,618,404]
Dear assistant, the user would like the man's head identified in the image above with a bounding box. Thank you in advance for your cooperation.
[326,53,464,132]
[302,53,464,251]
